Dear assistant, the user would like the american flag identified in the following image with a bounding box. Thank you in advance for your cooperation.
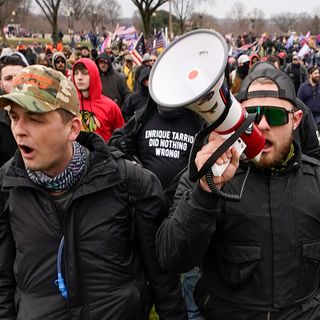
[99,33,111,54]
[114,24,138,41]
[153,31,166,50]
[131,33,146,65]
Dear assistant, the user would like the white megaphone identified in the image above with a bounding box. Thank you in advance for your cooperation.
[149,29,265,173]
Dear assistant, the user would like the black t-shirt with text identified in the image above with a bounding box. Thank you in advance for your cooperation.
[136,110,199,189]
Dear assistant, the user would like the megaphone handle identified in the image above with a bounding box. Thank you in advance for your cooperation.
[188,103,233,182]
[205,163,251,202]
[189,113,256,182]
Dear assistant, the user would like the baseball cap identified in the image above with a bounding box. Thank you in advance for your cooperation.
[236,63,297,107]
[0,65,79,116]
[142,53,152,62]
[237,54,250,64]
[0,47,13,59]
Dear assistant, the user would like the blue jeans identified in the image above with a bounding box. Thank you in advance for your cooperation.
[181,267,204,320]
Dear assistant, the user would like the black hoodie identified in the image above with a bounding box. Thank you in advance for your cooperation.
[95,52,129,107]
[122,67,150,121]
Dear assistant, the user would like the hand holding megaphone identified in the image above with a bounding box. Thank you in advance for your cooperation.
[195,132,240,192]
[149,29,265,200]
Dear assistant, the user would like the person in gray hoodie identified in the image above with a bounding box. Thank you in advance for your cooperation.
[52,52,70,78]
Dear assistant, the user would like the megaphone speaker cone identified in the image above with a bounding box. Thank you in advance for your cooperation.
[149,29,228,107]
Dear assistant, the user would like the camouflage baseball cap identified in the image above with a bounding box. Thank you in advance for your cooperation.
[0,65,79,116]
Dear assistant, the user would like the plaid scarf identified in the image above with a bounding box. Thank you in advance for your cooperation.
[27,141,87,192]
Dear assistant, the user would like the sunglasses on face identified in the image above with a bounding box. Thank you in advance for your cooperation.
[55,59,65,64]
[245,106,295,126]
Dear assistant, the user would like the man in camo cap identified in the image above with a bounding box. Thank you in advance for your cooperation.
[0,65,186,319]
[0,64,79,116]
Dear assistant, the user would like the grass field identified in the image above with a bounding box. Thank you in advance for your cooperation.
[1,36,88,49]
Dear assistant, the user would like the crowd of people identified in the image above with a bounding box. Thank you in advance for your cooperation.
[0,28,320,320]
[227,32,320,128]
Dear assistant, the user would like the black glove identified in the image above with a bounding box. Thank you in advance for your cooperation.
[116,137,136,155]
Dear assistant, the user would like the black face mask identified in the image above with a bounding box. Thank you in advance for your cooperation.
[237,62,250,79]
[157,104,187,120]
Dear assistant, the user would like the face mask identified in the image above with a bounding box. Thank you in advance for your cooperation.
[237,62,250,79]
[157,104,187,119]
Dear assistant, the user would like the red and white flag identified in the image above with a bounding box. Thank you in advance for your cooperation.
[131,33,146,65]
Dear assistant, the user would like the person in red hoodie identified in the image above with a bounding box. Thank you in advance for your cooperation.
[72,58,124,142]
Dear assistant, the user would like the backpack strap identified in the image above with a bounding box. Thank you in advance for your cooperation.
[111,150,143,241]
[0,159,13,216]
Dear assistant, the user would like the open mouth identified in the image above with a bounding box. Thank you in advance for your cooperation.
[19,144,34,155]
[263,139,273,151]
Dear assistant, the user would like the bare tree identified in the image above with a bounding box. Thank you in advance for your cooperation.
[102,0,121,26]
[250,8,265,35]
[34,0,63,44]
[85,0,104,32]
[270,12,298,33]
[171,0,193,34]
[295,12,312,33]
[172,0,214,34]
[130,0,168,39]
[310,14,320,35]
[62,0,89,21]
[227,1,247,31]
[0,0,22,45]
[17,0,32,26]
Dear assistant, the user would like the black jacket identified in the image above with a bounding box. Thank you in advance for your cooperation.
[156,144,320,313]
[96,53,129,108]
[0,110,17,167]
[122,67,150,122]
[0,132,186,320]
[294,98,320,160]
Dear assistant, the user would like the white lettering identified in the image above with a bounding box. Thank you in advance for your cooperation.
[149,138,159,147]
[155,148,180,158]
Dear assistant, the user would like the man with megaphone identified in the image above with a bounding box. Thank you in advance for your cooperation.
[156,63,320,319]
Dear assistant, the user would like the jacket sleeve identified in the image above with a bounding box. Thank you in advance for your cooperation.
[119,75,130,107]
[121,95,133,123]
[109,102,125,133]
[0,190,17,320]
[156,172,224,273]
[108,110,137,158]
[132,163,187,320]
[295,100,320,160]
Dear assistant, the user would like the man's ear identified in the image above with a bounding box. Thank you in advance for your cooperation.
[293,110,303,130]
[69,116,82,141]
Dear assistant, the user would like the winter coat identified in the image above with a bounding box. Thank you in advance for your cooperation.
[0,110,17,167]
[122,67,150,122]
[0,132,187,320]
[95,53,129,108]
[72,58,124,142]
[156,143,320,315]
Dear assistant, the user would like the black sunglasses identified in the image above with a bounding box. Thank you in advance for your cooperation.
[245,106,295,126]
[55,59,65,64]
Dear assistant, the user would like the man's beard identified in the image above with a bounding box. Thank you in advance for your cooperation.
[255,133,293,170]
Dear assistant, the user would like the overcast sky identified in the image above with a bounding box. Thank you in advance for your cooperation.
[120,0,320,19]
